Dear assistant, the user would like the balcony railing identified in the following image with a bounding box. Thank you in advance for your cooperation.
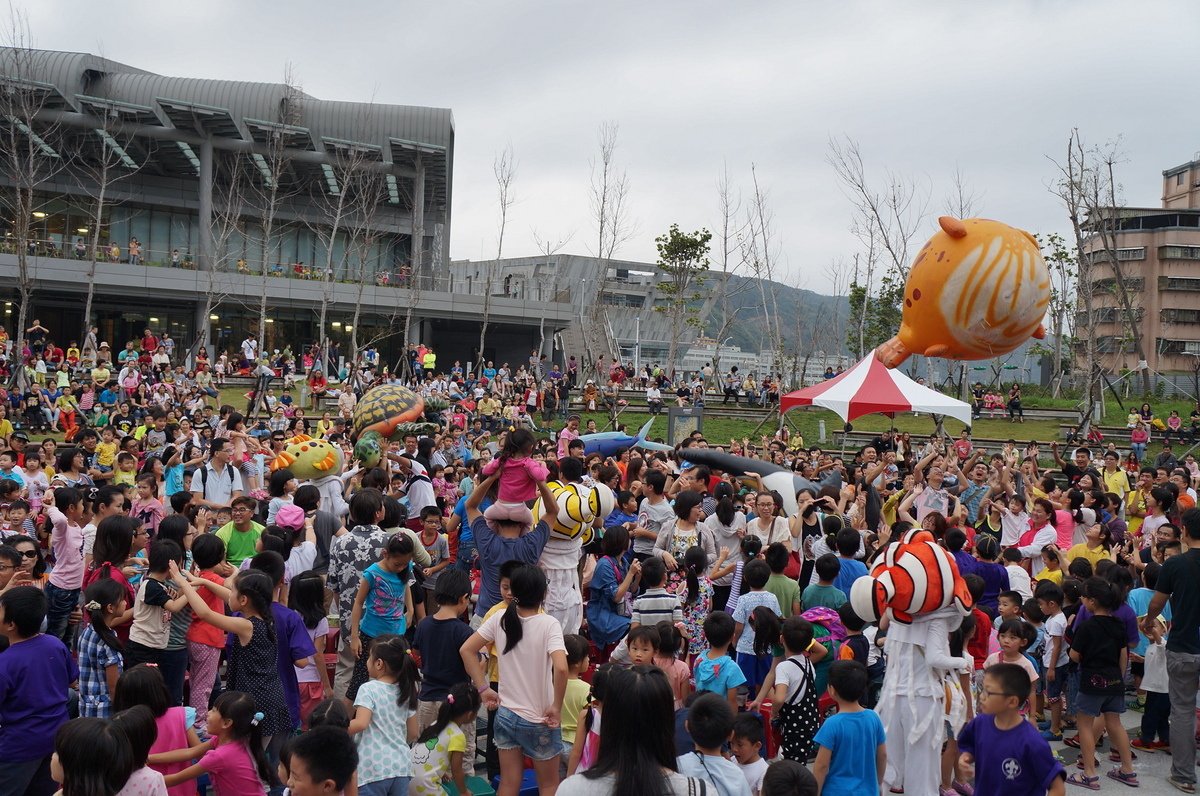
[0,237,484,295]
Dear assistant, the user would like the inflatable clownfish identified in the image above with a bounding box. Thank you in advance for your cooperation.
[849,528,973,625]
[875,217,1050,368]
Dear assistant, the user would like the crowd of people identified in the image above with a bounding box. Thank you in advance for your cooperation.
[4,323,1200,796]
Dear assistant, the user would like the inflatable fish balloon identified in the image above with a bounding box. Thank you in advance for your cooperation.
[580,420,674,459]
[875,217,1051,368]
[849,528,973,625]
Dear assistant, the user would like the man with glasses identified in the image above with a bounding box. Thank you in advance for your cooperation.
[215,496,264,567]
[191,438,244,510]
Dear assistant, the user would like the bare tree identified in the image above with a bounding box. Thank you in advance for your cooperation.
[345,169,398,361]
[827,136,930,371]
[1034,232,1078,397]
[1050,131,1150,399]
[241,65,304,344]
[74,99,144,356]
[584,122,635,373]
[741,166,784,377]
[942,166,982,400]
[0,24,70,384]
[530,228,574,355]
[478,144,517,365]
[188,152,244,366]
[705,164,754,386]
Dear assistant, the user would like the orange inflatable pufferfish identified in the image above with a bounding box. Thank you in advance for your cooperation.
[875,216,1051,368]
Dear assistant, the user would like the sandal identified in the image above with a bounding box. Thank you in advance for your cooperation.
[1167,777,1196,793]
[1106,769,1139,788]
[1067,773,1101,790]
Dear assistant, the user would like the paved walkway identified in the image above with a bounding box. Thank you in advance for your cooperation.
[1044,710,1187,794]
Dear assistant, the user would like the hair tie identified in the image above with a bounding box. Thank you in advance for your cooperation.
[407,648,415,656]
[251,712,264,726]
[84,600,102,611]
[446,694,455,705]
[144,663,158,668]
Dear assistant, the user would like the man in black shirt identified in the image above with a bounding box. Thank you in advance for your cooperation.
[1141,507,1200,789]
[1050,442,1101,487]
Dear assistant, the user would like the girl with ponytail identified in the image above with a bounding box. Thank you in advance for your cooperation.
[171,566,293,745]
[461,564,569,795]
[164,691,274,794]
[410,683,481,796]
[346,633,423,795]
[681,545,713,661]
[77,578,127,717]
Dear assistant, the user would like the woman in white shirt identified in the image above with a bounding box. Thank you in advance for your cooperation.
[747,491,793,550]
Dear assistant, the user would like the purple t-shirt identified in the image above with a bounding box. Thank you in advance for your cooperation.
[959,713,1065,795]
[1071,603,1138,647]
[0,633,79,761]
[226,604,316,728]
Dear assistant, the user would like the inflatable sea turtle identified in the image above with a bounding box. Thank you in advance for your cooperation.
[351,384,438,468]
[352,384,427,438]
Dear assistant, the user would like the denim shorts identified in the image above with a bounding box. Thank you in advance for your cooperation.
[492,707,562,760]
[1043,665,1069,701]
[1075,690,1126,717]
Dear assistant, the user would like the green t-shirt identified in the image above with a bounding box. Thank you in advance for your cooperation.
[215,521,264,566]
[802,583,848,612]
[766,573,802,619]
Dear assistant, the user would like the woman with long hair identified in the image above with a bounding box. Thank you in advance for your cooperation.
[703,482,746,613]
[559,665,707,796]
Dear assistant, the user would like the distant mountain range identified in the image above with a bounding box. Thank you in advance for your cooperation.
[702,274,850,355]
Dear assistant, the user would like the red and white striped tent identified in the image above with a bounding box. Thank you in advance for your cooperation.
[780,354,973,426]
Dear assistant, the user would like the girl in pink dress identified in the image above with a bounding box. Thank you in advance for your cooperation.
[164,692,272,796]
[480,429,548,527]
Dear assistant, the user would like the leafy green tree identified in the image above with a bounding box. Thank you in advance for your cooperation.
[655,224,712,376]
[845,273,903,358]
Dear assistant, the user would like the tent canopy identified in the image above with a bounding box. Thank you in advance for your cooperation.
[781,355,973,426]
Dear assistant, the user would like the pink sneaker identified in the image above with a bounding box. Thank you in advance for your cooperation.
[952,783,975,796]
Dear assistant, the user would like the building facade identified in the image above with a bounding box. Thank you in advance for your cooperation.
[1082,157,1200,374]
[0,48,571,367]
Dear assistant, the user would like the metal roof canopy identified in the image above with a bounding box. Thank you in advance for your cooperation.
[157,98,242,138]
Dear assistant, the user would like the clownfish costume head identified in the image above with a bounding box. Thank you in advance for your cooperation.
[849,528,973,624]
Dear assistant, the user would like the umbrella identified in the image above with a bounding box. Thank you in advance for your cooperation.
[780,354,973,426]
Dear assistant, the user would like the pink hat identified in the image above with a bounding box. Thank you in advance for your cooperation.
[275,504,306,530]
[484,502,535,532]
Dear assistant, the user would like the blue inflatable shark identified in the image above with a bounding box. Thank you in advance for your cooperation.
[580,420,675,458]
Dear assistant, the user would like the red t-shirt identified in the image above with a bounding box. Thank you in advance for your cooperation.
[967,607,991,669]
[185,571,227,648]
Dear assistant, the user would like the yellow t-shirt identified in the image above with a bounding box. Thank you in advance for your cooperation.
[1127,490,1147,539]
[0,419,13,440]
[1038,568,1063,587]
[95,440,117,467]
[113,469,137,487]
[1067,543,1110,569]
[1102,469,1129,498]
[560,676,591,745]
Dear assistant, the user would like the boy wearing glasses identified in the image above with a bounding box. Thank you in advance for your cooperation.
[215,496,264,566]
[958,663,1065,796]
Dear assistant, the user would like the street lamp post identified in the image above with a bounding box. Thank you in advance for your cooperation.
[635,316,641,373]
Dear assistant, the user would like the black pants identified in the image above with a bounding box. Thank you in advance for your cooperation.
[1141,691,1170,743]
[125,639,164,669]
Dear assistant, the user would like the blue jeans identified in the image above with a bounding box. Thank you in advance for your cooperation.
[160,647,189,706]
[1132,442,1146,460]
[456,536,477,571]
[43,582,79,644]
[357,777,410,796]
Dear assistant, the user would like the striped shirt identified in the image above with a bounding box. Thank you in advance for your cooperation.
[632,587,683,627]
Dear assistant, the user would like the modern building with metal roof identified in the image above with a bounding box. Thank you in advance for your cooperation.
[0,47,570,367]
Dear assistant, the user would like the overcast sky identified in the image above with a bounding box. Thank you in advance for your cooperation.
[25,0,1200,294]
